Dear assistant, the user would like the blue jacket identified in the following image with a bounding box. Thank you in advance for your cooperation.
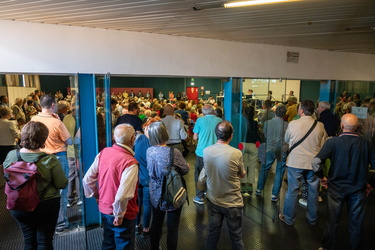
[134,134,151,187]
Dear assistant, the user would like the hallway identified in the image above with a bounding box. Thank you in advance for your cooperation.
[1,148,374,250]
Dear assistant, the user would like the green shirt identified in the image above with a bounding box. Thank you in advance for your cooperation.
[3,150,68,201]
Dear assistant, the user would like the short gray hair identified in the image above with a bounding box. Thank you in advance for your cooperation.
[148,121,169,146]
[202,105,214,115]
[319,101,330,110]
[114,124,135,144]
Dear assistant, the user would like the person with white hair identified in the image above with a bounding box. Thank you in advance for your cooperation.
[83,123,139,249]
[11,97,26,120]
[316,101,340,137]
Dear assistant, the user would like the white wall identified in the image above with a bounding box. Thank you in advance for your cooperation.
[1,20,375,81]
[7,87,37,107]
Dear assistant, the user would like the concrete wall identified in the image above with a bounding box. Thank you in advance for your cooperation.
[1,20,375,81]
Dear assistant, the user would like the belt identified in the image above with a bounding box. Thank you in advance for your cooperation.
[167,143,181,146]
[54,151,67,156]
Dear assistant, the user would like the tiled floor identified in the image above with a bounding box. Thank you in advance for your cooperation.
[1,149,374,250]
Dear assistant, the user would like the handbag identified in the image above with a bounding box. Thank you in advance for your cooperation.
[286,120,318,156]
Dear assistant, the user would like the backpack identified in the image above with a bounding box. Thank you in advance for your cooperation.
[161,148,188,209]
[4,150,48,212]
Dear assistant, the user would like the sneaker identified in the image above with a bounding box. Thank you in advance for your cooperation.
[135,226,143,235]
[55,227,71,235]
[279,213,293,226]
[76,200,83,206]
[242,192,251,197]
[193,196,204,205]
[67,200,76,208]
[299,198,307,207]
[271,195,279,202]
[142,231,150,239]
[255,190,262,196]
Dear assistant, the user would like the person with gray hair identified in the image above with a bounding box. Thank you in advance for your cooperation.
[192,104,222,204]
[146,121,189,250]
[83,123,139,249]
[0,107,20,165]
[161,104,187,153]
[255,105,289,202]
[11,97,26,121]
[316,101,340,137]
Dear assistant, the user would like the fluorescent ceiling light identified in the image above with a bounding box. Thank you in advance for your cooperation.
[224,0,299,8]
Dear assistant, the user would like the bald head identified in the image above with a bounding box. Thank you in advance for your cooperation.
[164,104,174,115]
[341,113,358,132]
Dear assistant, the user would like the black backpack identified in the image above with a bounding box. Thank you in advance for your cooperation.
[161,148,188,208]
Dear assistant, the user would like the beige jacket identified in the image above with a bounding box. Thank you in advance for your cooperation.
[285,116,327,170]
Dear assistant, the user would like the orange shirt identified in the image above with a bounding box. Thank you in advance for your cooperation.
[31,113,71,154]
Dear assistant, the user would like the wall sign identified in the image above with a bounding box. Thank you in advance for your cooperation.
[287,51,300,63]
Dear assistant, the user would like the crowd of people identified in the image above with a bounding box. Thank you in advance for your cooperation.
[1,88,375,250]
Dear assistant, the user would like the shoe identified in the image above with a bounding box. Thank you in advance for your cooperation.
[255,190,262,196]
[271,195,279,202]
[135,226,143,235]
[318,196,323,203]
[279,213,293,226]
[76,200,83,206]
[67,200,76,208]
[299,198,307,207]
[193,196,204,205]
[142,231,150,239]
[55,227,71,235]
[242,192,251,197]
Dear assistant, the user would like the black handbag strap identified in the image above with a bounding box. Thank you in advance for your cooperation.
[288,120,318,155]
[169,147,174,170]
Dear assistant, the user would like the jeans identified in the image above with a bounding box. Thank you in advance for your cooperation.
[101,213,135,250]
[55,154,69,230]
[240,143,258,184]
[11,197,60,250]
[256,151,286,196]
[67,157,81,203]
[135,185,151,229]
[150,206,182,250]
[206,200,244,250]
[194,156,205,198]
[321,187,366,250]
[283,167,319,225]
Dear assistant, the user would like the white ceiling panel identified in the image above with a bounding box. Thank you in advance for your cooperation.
[0,0,374,54]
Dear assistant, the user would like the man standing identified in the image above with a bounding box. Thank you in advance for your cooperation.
[312,114,375,250]
[161,104,187,152]
[198,121,245,250]
[31,94,72,233]
[193,104,222,204]
[255,105,288,202]
[285,96,298,122]
[316,101,340,137]
[279,100,327,226]
[116,102,142,133]
[83,124,139,249]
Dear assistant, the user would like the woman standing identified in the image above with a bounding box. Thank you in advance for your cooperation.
[3,121,68,249]
[147,122,189,250]
[241,105,261,196]
[0,107,20,165]
[134,117,161,239]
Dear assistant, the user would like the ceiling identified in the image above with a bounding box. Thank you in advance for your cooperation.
[1,0,375,54]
